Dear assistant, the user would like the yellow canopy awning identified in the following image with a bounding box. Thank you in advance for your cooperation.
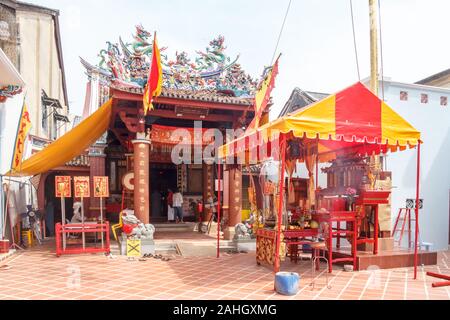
[7,99,113,177]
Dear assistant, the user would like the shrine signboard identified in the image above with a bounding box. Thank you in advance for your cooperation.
[93,176,109,198]
[74,176,90,198]
[55,176,71,198]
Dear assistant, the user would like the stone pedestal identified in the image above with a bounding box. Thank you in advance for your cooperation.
[233,238,256,252]
[132,137,150,224]
[223,226,235,240]
[119,234,155,255]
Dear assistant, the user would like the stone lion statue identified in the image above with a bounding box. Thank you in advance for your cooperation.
[122,211,155,240]
[234,223,251,240]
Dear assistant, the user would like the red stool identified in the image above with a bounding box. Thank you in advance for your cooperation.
[309,241,331,290]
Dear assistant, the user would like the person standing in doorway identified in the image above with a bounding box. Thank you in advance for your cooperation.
[44,199,55,236]
[173,188,184,223]
[167,188,174,222]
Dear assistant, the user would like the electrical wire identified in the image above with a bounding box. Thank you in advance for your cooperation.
[378,0,385,101]
[349,0,361,81]
[271,0,292,65]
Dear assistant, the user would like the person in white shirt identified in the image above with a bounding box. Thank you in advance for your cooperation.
[172,188,184,223]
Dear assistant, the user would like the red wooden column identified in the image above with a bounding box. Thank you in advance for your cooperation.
[226,165,242,239]
[217,161,222,258]
[132,137,150,224]
[88,145,106,218]
[203,163,213,220]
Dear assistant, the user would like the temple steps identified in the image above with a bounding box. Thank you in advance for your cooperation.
[154,239,237,256]
[153,222,197,233]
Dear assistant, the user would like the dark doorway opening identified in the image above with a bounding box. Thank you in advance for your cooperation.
[43,172,73,236]
[150,163,177,221]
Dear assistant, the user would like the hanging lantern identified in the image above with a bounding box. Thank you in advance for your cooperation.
[260,158,280,195]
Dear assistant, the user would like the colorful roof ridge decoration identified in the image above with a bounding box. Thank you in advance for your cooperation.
[82,25,257,99]
[1,47,24,102]
[0,85,22,102]
[219,82,421,160]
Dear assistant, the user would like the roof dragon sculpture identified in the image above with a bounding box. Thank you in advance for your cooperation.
[82,25,257,97]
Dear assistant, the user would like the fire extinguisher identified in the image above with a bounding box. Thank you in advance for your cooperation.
[197,201,203,222]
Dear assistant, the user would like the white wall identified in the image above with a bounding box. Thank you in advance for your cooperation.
[381,81,450,250]
[16,10,68,140]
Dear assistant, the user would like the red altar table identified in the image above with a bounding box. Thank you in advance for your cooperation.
[313,211,357,273]
[256,228,319,267]
[355,190,390,254]
[283,229,319,263]
[256,228,277,267]
[55,222,110,257]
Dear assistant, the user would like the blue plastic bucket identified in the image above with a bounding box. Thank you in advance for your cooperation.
[275,272,299,295]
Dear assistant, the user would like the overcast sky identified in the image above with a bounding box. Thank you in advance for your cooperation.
[27,0,450,118]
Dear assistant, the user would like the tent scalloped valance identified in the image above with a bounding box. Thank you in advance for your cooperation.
[218,82,421,160]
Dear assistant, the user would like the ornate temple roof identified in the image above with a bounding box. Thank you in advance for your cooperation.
[109,85,254,106]
[278,87,329,117]
[81,25,258,104]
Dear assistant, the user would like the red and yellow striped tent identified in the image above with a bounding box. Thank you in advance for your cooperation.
[217,81,423,280]
[218,82,421,162]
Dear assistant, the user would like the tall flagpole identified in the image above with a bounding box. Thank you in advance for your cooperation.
[4,94,29,249]
[369,0,379,95]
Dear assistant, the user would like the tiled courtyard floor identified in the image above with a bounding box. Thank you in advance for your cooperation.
[0,241,449,300]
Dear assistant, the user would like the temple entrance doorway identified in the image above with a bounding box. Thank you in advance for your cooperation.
[43,172,74,236]
[150,163,177,221]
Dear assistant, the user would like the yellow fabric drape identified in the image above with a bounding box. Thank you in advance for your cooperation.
[7,99,113,177]
[304,145,316,208]
[285,159,296,205]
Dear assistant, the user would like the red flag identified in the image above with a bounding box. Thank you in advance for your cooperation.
[143,32,163,115]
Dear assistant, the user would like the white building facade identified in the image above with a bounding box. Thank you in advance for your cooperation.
[369,78,450,251]
[1,1,71,240]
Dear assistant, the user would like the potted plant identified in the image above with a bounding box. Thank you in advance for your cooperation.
[345,187,357,211]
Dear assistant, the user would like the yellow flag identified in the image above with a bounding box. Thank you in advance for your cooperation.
[254,56,280,128]
[11,102,32,172]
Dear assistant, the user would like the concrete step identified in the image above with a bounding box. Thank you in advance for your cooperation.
[155,239,236,253]
[154,223,196,232]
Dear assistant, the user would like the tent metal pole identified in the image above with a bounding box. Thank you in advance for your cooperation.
[315,154,319,190]
[274,134,287,273]
[414,141,421,280]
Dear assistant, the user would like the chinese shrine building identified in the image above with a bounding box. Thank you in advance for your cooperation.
[60,25,265,238]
